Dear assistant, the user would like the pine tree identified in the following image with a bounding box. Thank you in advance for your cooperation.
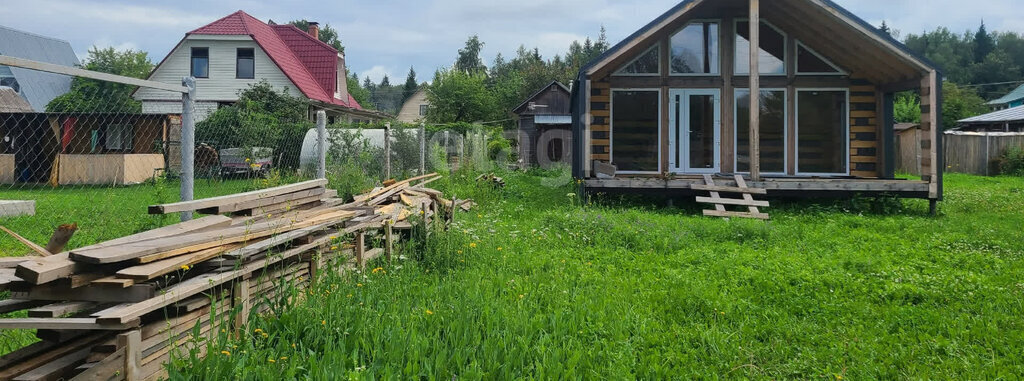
[402,67,418,102]
[974,20,995,64]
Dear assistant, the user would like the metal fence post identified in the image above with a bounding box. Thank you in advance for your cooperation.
[384,122,392,180]
[180,77,196,222]
[316,110,326,179]
[419,122,426,175]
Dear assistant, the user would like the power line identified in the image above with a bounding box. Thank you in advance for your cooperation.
[961,80,1024,88]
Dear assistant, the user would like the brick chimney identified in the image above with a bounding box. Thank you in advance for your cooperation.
[307,22,319,40]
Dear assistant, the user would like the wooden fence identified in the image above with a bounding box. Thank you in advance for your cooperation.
[942,132,1024,176]
[896,131,1024,176]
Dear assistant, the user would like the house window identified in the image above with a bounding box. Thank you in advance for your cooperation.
[105,124,133,151]
[735,21,786,75]
[796,43,844,75]
[797,90,849,175]
[419,104,428,116]
[670,21,720,75]
[611,90,660,172]
[614,46,660,76]
[736,89,787,174]
[547,138,564,162]
[191,47,209,78]
[236,48,254,79]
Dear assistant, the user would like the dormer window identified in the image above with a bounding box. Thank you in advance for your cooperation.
[0,65,19,93]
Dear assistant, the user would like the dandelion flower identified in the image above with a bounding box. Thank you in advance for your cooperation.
[425,309,433,315]
[518,294,524,299]
[330,246,338,251]
[477,214,482,218]
[357,283,363,287]
[497,247,503,251]
[346,293,352,298]
[469,242,477,248]
[261,332,269,338]
[221,350,231,356]
[180,265,190,271]
[457,250,463,254]
[291,343,296,349]
[280,356,288,360]
[254,329,263,333]
[322,320,326,326]
[268,359,276,363]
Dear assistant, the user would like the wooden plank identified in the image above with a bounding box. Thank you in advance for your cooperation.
[851,156,878,163]
[690,184,767,195]
[11,347,89,381]
[0,298,49,314]
[28,301,98,318]
[0,318,138,330]
[90,277,134,288]
[94,234,336,325]
[197,187,325,215]
[1,257,35,268]
[851,141,878,148]
[701,175,728,213]
[16,215,233,285]
[0,226,51,256]
[148,179,327,214]
[119,331,142,380]
[696,196,770,208]
[72,210,354,264]
[15,283,155,303]
[115,244,241,280]
[703,210,771,220]
[734,175,764,216]
[0,55,186,93]
[67,348,124,381]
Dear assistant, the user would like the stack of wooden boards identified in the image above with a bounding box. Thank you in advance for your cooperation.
[693,174,771,220]
[0,173,467,380]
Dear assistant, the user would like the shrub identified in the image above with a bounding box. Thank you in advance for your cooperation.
[997,146,1024,176]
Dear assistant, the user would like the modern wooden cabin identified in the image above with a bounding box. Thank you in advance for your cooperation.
[570,0,944,208]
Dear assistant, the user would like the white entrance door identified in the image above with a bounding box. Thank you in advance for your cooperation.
[669,89,721,173]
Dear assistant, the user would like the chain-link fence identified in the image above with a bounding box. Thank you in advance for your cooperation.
[0,55,507,256]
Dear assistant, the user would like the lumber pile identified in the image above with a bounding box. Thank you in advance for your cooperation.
[475,173,506,188]
[0,173,468,380]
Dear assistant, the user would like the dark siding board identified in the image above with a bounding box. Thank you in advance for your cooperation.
[852,102,877,112]
[592,131,610,139]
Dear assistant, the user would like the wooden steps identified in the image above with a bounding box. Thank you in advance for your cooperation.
[696,175,771,220]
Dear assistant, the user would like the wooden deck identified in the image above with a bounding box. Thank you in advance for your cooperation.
[585,176,932,199]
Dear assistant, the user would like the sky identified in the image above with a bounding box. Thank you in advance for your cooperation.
[2,0,1022,85]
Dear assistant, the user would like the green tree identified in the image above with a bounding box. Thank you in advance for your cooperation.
[974,21,994,64]
[196,81,312,169]
[894,92,921,124]
[46,47,153,113]
[347,71,371,107]
[402,67,419,102]
[941,82,988,129]
[287,20,344,53]
[425,68,498,123]
[455,35,487,74]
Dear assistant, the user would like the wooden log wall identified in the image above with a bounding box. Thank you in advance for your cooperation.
[590,81,611,162]
[850,79,881,178]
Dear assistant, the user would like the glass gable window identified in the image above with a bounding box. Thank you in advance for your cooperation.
[615,46,660,76]
[670,22,719,75]
[612,90,660,172]
[236,48,255,79]
[736,89,787,173]
[735,21,786,75]
[797,90,849,174]
[797,44,843,74]
[191,47,209,78]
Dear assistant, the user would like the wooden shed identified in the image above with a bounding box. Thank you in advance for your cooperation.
[571,0,944,208]
[515,81,572,168]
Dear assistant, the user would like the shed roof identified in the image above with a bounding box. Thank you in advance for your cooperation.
[0,87,34,112]
[184,11,362,110]
[0,25,79,112]
[958,105,1024,124]
[987,84,1024,105]
[513,81,570,114]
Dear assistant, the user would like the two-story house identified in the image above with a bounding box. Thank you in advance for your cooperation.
[135,11,386,123]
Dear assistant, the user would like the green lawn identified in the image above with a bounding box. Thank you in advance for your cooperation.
[166,171,1023,379]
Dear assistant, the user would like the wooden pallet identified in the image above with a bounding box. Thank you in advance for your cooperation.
[695,175,770,220]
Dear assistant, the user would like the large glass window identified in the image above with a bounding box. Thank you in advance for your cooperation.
[612,90,660,172]
[191,47,209,78]
[236,48,255,79]
[735,21,786,75]
[797,90,848,174]
[671,22,719,75]
[615,46,660,76]
[736,89,787,173]
[797,44,843,74]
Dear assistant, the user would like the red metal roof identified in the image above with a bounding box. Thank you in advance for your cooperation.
[188,11,362,110]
